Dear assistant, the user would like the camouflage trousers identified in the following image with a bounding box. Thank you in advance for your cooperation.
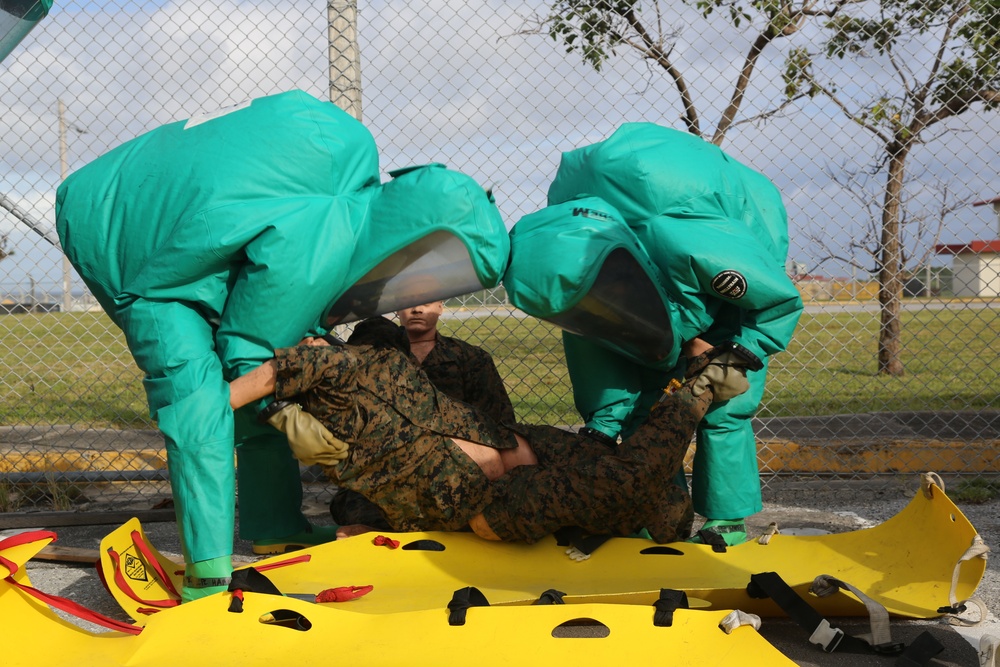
[330,429,493,533]
[481,387,709,544]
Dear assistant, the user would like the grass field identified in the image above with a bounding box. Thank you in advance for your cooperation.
[1,304,997,428]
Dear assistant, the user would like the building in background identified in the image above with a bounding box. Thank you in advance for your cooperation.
[935,197,1000,298]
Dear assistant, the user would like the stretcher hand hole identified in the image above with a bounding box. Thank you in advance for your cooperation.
[551,618,610,638]
[402,540,446,551]
[639,546,684,556]
[259,609,312,631]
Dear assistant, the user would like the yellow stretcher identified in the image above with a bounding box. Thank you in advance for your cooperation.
[3,531,793,667]
[0,476,988,666]
[102,475,984,620]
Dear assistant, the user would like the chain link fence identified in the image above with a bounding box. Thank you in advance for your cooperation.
[1,0,998,515]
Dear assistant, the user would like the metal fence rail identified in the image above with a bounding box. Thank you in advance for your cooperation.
[1,0,998,515]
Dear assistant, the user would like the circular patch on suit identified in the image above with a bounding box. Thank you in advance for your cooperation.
[711,270,748,299]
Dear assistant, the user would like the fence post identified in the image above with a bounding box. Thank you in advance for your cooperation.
[328,1,362,120]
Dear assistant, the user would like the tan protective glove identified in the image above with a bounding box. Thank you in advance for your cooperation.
[689,351,751,402]
[266,403,349,466]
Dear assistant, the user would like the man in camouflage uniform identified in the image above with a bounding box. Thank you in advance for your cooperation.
[231,317,726,543]
[330,306,516,527]
[397,302,516,426]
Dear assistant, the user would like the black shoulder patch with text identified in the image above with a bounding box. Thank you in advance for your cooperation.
[711,270,748,299]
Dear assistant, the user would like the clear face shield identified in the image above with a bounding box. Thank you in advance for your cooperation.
[547,248,676,364]
[324,230,483,327]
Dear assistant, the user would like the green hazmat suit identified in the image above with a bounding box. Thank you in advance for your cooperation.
[55,90,509,567]
[0,0,50,63]
[506,123,802,521]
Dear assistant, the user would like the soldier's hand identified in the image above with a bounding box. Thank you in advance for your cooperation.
[689,351,751,402]
[266,403,349,465]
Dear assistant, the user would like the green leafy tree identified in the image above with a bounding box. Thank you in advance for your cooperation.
[525,0,852,145]
[531,0,999,376]
[786,0,1000,375]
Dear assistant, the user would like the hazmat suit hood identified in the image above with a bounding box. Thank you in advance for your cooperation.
[0,0,50,63]
[56,89,385,379]
[547,122,790,261]
[323,164,509,326]
[543,122,801,362]
[505,197,682,369]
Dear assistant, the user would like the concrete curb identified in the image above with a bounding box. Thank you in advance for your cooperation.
[2,416,998,478]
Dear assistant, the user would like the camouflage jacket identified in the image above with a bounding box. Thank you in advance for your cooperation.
[346,316,516,425]
[419,334,516,426]
[272,342,518,482]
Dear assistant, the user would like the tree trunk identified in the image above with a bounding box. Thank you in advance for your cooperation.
[877,139,910,376]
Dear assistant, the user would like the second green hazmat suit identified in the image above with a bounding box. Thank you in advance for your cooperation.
[506,123,802,528]
[55,90,509,597]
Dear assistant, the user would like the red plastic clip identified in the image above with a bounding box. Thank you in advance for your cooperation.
[315,585,374,603]
[372,535,400,549]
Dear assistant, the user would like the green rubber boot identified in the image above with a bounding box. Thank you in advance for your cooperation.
[251,523,340,556]
[687,519,747,546]
[181,555,233,603]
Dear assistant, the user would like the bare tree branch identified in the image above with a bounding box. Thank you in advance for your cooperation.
[618,6,701,136]
[808,74,894,142]
[914,1,968,106]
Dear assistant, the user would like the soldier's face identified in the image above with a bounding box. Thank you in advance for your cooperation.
[397,301,443,337]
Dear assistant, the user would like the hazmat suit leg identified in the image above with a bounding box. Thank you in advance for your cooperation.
[569,326,782,536]
[116,300,237,572]
[690,362,769,521]
[563,332,653,441]
[564,332,689,537]
[233,410,309,541]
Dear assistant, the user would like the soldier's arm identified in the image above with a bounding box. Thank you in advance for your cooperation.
[229,359,277,410]
[273,344,359,405]
[228,337,338,410]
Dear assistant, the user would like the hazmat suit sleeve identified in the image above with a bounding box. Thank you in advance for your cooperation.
[214,197,362,381]
[637,218,803,361]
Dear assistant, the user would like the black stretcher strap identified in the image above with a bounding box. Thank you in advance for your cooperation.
[447,586,490,626]
[895,632,945,666]
[652,588,690,627]
[227,567,284,613]
[748,572,880,654]
[694,529,728,553]
[553,526,613,556]
[533,589,567,605]
[749,572,946,664]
